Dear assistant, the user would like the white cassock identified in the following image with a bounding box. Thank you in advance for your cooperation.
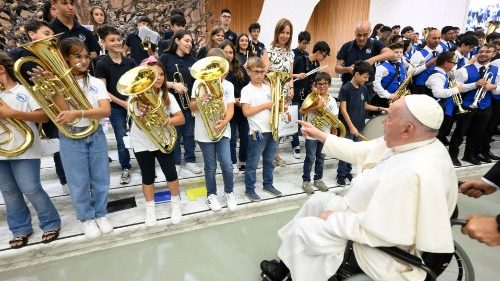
[278,135,458,281]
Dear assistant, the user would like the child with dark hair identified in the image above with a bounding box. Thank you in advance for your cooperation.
[248,22,265,57]
[337,61,385,186]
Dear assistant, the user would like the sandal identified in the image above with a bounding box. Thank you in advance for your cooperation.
[9,232,33,249]
[42,229,60,244]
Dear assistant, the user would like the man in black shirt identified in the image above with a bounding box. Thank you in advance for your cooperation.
[50,0,101,59]
[220,8,237,46]
[335,21,393,93]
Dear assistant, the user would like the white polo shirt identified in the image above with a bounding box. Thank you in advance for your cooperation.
[240,82,272,134]
[74,75,111,127]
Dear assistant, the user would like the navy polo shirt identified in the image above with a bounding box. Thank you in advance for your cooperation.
[125,32,157,65]
[8,47,38,85]
[159,52,197,112]
[336,39,385,84]
[338,82,370,132]
[225,29,237,46]
[50,18,101,54]
[251,41,265,57]
[94,54,136,107]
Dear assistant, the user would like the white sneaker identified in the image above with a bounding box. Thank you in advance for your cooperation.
[186,162,202,174]
[225,192,237,211]
[232,163,239,174]
[144,202,157,227]
[207,194,222,211]
[95,217,113,234]
[82,220,101,239]
[292,147,301,159]
[170,196,182,224]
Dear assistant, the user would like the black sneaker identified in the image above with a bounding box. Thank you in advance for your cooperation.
[346,174,353,183]
[263,186,283,197]
[260,260,290,281]
[245,189,261,202]
[239,164,246,172]
[451,157,462,167]
[337,178,346,187]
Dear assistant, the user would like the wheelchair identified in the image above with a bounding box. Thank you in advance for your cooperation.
[262,219,474,281]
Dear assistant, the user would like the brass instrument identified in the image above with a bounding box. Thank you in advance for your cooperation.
[0,98,34,157]
[13,33,99,139]
[448,71,468,114]
[140,36,152,52]
[486,21,499,36]
[190,56,229,141]
[422,27,434,40]
[471,68,494,108]
[389,67,415,104]
[117,66,177,153]
[301,89,346,137]
[266,71,291,141]
[173,63,191,111]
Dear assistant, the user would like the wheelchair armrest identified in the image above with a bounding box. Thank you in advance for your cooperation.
[377,247,437,281]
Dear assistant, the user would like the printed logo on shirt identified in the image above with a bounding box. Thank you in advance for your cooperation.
[78,34,86,42]
[89,85,99,95]
[224,89,229,98]
[360,94,365,101]
[366,48,372,54]
[16,93,27,102]
[328,104,334,111]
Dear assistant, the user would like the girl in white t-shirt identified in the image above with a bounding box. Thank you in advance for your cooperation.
[130,59,185,227]
[189,49,237,212]
[55,38,112,239]
[0,52,61,249]
[299,72,339,194]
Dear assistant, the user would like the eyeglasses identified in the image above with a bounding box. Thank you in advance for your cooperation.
[315,82,330,87]
[222,15,232,19]
[250,70,265,75]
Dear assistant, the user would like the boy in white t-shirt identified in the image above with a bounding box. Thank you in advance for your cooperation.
[299,72,339,194]
[190,49,237,212]
[240,57,282,202]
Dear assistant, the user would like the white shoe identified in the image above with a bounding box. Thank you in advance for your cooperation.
[225,192,237,211]
[95,217,113,234]
[207,194,222,211]
[144,202,157,227]
[186,162,202,174]
[82,220,101,239]
[170,196,182,224]
[232,164,239,174]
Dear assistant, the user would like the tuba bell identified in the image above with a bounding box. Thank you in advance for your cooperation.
[190,56,229,142]
[266,71,291,141]
[13,33,98,139]
[117,66,177,153]
[301,89,346,137]
[0,98,34,157]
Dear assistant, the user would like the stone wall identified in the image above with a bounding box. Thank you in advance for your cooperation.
[0,0,214,51]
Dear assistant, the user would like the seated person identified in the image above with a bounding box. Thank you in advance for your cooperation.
[261,95,458,281]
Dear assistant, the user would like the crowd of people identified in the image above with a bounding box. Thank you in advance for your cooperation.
[1,1,500,280]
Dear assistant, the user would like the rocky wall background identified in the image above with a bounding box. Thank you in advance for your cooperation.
[0,0,215,51]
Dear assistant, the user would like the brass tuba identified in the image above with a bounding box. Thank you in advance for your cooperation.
[117,66,177,153]
[301,89,346,137]
[190,56,229,141]
[266,71,291,141]
[13,33,98,139]
[0,98,34,157]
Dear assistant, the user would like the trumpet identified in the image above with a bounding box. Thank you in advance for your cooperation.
[13,33,98,139]
[301,89,346,137]
[173,63,191,111]
[448,71,468,114]
[266,71,291,141]
[471,69,494,109]
[0,98,34,157]
[117,66,177,153]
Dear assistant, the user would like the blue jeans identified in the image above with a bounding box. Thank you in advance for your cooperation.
[174,110,196,165]
[198,137,233,195]
[291,101,302,148]
[302,139,325,182]
[109,106,131,170]
[0,159,61,236]
[245,132,279,190]
[337,134,357,179]
[59,126,110,221]
[230,108,249,164]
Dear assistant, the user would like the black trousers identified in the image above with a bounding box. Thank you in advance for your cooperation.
[42,120,66,185]
[449,107,492,158]
[134,149,177,185]
[479,99,500,153]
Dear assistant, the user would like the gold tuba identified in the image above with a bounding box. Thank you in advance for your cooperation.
[117,66,177,153]
[190,56,229,141]
[13,33,98,139]
[266,71,291,141]
[301,89,346,137]
[0,98,34,157]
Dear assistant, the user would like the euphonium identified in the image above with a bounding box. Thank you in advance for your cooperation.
[13,33,98,139]
[173,64,191,110]
[0,98,34,157]
[448,71,468,114]
[116,66,177,153]
[389,67,415,104]
[266,71,291,141]
[190,56,229,141]
[301,89,346,137]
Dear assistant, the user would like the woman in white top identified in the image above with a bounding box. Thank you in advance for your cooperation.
[130,58,185,227]
[55,38,112,239]
[0,52,61,249]
[190,49,237,212]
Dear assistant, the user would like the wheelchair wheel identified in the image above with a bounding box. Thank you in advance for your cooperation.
[437,242,474,281]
